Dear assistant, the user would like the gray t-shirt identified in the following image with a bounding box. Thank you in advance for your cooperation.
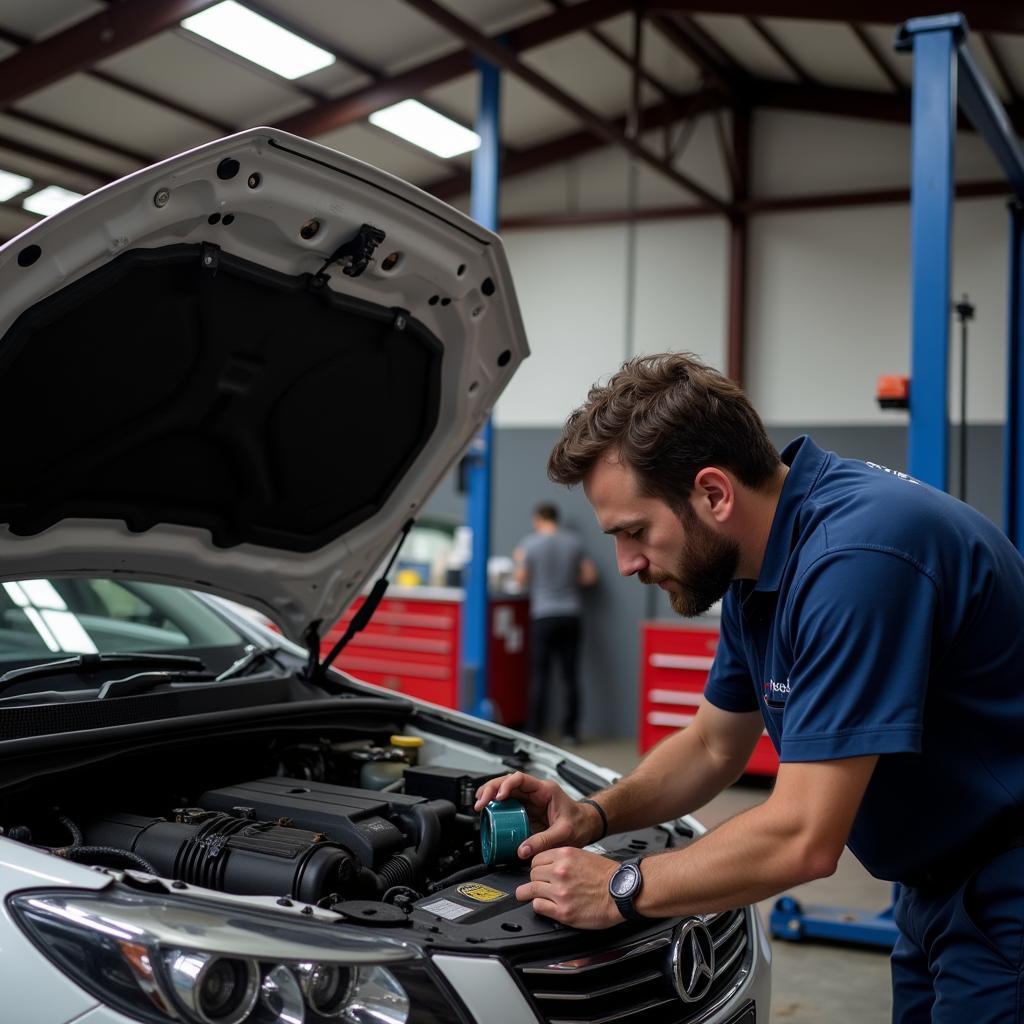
[518,530,585,620]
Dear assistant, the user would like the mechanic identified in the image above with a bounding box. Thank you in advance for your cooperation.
[513,501,598,745]
[474,351,1024,1024]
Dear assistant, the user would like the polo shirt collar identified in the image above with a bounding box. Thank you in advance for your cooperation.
[753,435,828,593]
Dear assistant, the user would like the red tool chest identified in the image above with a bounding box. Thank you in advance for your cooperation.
[323,586,529,727]
[640,620,778,777]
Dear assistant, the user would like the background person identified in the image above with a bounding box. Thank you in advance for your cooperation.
[514,503,598,744]
[478,352,1024,1024]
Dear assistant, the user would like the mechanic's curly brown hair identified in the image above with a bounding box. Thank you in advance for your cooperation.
[547,352,780,506]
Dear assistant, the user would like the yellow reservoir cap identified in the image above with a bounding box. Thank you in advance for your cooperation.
[390,735,424,748]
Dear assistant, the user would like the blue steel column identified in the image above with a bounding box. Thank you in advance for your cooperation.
[461,58,501,718]
[900,20,958,488]
[1005,203,1024,548]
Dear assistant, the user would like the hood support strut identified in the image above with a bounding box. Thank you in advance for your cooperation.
[302,518,415,688]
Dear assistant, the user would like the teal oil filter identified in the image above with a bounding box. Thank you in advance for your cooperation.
[480,799,529,866]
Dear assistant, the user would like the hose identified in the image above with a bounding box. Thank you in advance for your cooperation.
[62,846,158,874]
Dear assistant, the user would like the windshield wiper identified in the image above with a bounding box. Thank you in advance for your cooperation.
[0,652,208,697]
[97,643,282,700]
[216,644,281,682]
[97,669,218,700]
[97,645,282,699]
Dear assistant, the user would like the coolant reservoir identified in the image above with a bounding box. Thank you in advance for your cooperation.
[356,735,424,790]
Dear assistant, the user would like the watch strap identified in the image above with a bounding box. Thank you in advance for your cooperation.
[609,855,647,921]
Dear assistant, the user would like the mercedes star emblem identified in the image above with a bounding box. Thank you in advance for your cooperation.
[670,919,716,1003]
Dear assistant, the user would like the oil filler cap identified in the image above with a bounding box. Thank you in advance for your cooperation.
[481,799,529,866]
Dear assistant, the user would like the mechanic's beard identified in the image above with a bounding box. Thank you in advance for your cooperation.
[640,510,739,617]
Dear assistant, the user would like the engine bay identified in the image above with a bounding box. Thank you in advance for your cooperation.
[1,725,687,952]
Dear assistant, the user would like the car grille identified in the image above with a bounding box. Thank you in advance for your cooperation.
[517,909,750,1024]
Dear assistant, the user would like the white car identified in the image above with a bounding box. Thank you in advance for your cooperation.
[0,129,770,1024]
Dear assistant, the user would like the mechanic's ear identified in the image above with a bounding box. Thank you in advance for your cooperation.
[692,467,735,523]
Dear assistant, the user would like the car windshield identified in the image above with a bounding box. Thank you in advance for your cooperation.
[0,578,249,671]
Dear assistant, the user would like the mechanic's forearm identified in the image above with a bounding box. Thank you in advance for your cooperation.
[589,725,748,836]
[633,799,831,917]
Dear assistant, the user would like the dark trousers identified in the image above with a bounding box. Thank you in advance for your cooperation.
[527,615,581,739]
[892,846,1024,1022]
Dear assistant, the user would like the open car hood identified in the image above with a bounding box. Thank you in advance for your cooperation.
[0,129,528,642]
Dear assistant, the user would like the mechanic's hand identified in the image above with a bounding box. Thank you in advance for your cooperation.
[516,848,622,929]
[473,772,603,858]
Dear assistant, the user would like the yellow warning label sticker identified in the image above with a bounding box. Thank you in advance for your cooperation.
[456,882,508,903]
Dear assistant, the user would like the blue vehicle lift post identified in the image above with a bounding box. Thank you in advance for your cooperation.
[771,11,1024,949]
[460,57,501,720]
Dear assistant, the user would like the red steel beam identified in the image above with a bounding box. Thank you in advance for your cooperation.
[651,13,741,96]
[499,178,1011,228]
[747,17,815,84]
[980,34,1021,108]
[0,0,219,108]
[757,78,1024,135]
[401,0,729,211]
[726,105,751,384]
[0,133,114,187]
[0,18,232,138]
[426,89,725,201]
[648,3,1024,34]
[277,0,635,139]
[544,0,682,105]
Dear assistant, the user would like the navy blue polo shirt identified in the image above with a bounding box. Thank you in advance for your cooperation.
[705,436,1024,881]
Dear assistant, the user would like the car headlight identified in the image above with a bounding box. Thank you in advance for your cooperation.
[8,888,443,1024]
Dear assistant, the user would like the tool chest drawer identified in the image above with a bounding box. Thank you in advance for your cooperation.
[639,620,778,777]
[322,590,529,726]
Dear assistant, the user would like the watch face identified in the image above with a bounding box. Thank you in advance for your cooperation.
[610,863,640,898]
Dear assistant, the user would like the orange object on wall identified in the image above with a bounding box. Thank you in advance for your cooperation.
[322,587,529,726]
[639,620,778,777]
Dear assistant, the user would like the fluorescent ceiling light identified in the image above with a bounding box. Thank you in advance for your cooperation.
[22,186,83,217]
[181,1,335,80]
[369,99,481,158]
[0,169,32,202]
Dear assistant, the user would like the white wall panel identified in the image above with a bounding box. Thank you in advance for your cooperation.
[746,196,1009,425]
[631,218,729,368]
[494,217,729,426]
[494,110,1012,429]
[753,110,1002,197]
[495,225,629,427]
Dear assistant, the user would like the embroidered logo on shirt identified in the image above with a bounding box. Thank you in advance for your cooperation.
[762,677,790,709]
[864,461,920,485]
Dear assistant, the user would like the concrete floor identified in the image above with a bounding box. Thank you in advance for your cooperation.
[574,737,894,1024]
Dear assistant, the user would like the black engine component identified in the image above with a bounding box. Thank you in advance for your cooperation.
[402,765,506,813]
[83,810,358,904]
[78,776,467,904]
[197,777,416,868]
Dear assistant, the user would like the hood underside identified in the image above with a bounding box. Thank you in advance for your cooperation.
[0,129,529,640]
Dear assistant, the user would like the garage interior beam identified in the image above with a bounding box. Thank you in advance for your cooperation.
[544,0,683,107]
[650,13,745,97]
[726,105,751,384]
[499,178,1011,229]
[747,17,815,84]
[402,0,730,210]
[0,0,219,108]
[849,23,905,94]
[277,0,635,139]
[648,3,1024,35]
[426,89,725,201]
[980,34,1021,108]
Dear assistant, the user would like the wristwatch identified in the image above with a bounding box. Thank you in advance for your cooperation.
[608,855,647,921]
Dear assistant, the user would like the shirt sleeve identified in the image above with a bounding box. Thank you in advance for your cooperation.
[704,592,759,712]
[779,547,938,762]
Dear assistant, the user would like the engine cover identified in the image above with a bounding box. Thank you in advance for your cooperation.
[196,777,418,867]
